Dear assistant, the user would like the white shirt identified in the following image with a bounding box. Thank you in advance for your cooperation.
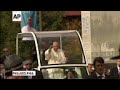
[21,25,36,33]
[21,25,37,40]
[117,66,120,74]
[96,72,105,79]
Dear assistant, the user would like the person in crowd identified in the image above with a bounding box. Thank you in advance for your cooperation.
[1,47,23,70]
[85,57,110,79]
[21,17,36,33]
[104,65,110,76]
[21,17,37,40]
[87,64,95,75]
[40,42,49,65]
[32,42,48,66]
[0,61,6,79]
[5,63,23,79]
[1,48,12,63]
[110,55,120,79]
[65,69,78,79]
[45,41,67,79]
[22,59,43,79]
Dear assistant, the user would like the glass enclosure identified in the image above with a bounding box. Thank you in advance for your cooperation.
[35,31,85,66]
[41,66,88,79]
[16,31,88,79]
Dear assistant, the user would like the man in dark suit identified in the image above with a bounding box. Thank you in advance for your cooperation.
[22,59,43,79]
[85,57,110,79]
[110,55,120,79]
[1,48,12,65]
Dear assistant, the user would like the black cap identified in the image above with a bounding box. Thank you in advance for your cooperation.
[111,55,120,60]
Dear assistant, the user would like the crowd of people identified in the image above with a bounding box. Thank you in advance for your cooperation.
[87,56,120,79]
[0,17,120,79]
[0,42,120,79]
[0,47,43,79]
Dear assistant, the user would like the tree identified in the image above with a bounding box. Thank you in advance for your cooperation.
[0,11,20,55]
[0,11,82,59]
[42,11,64,31]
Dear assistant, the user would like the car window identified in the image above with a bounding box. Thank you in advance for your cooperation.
[41,66,88,79]
[37,35,85,66]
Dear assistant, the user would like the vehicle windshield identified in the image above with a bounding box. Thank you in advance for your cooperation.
[41,66,88,79]
[35,31,86,66]
[16,31,88,79]
[17,31,86,69]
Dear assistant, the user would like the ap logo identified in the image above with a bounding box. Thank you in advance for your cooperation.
[12,11,21,21]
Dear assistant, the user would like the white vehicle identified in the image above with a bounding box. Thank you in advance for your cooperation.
[16,30,89,79]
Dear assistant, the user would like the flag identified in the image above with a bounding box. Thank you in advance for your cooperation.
[21,11,39,32]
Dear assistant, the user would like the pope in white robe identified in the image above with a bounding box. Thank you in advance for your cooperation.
[45,42,67,79]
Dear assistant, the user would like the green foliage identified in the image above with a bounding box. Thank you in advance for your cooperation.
[18,41,35,60]
[0,11,21,55]
[61,16,81,35]
[42,11,64,31]
[0,11,81,59]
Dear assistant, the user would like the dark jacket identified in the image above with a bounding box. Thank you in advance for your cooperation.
[0,56,6,63]
[32,69,44,79]
[110,66,120,79]
[32,49,47,65]
[85,72,111,79]
[0,75,4,79]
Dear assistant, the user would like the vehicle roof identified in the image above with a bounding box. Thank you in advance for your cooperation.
[17,30,79,38]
